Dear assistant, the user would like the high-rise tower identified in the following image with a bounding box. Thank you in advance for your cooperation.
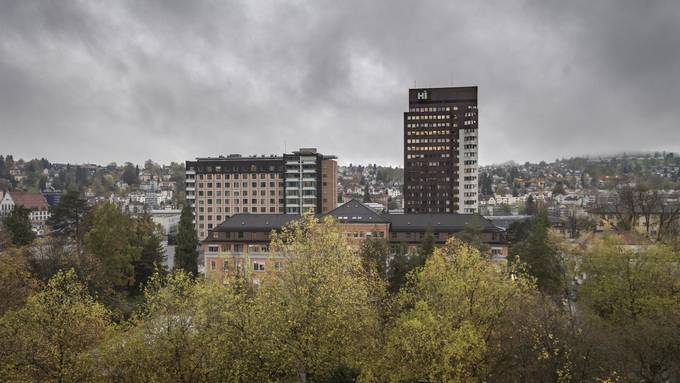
[404,86,478,213]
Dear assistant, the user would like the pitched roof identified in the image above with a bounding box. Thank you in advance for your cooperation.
[9,191,48,210]
[386,213,501,232]
[323,199,390,223]
[212,213,298,232]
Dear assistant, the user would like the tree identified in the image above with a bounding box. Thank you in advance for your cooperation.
[496,203,512,215]
[84,203,141,290]
[131,212,166,293]
[259,216,382,382]
[455,221,491,256]
[0,247,39,315]
[47,190,89,242]
[28,236,121,313]
[358,237,390,281]
[525,194,536,215]
[373,239,535,382]
[552,181,566,196]
[174,204,198,276]
[99,271,256,382]
[386,196,399,211]
[387,242,412,293]
[2,205,35,246]
[579,237,680,382]
[508,214,564,297]
[362,185,371,203]
[0,270,111,382]
[417,226,435,263]
[121,162,139,186]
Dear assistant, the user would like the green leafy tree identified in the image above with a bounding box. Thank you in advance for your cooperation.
[2,206,35,246]
[29,236,120,312]
[99,271,256,382]
[84,203,141,290]
[373,239,535,382]
[0,247,39,315]
[0,270,111,383]
[260,216,382,382]
[174,204,198,276]
[579,236,680,382]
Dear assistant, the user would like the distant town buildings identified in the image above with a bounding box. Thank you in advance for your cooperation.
[0,191,50,230]
[185,148,338,240]
[404,86,479,214]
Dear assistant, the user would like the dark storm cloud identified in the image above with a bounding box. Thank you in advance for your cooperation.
[1,0,679,166]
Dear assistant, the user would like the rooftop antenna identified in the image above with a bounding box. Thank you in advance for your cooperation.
[450,72,453,86]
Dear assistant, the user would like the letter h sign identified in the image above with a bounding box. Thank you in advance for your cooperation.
[417,90,428,100]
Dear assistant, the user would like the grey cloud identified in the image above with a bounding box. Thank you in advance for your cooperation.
[1,0,679,166]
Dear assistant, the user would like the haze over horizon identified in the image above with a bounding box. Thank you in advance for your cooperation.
[2,1,680,167]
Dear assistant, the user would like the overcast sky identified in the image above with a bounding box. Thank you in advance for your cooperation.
[1,0,679,167]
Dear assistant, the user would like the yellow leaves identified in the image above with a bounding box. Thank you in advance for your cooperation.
[376,237,535,382]
[0,270,111,382]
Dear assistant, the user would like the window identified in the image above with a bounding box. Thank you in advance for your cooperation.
[210,260,216,271]
[253,262,265,271]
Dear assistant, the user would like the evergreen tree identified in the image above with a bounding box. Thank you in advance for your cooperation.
[525,194,536,215]
[2,206,35,246]
[358,237,390,281]
[84,203,141,290]
[47,190,89,242]
[418,226,435,261]
[362,185,371,203]
[174,204,198,276]
[508,214,564,296]
[387,243,411,293]
[121,162,139,185]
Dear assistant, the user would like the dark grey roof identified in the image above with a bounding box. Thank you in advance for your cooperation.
[212,214,298,232]
[323,199,391,224]
[486,215,534,230]
[486,215,563,229]
[386,213,501,232]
